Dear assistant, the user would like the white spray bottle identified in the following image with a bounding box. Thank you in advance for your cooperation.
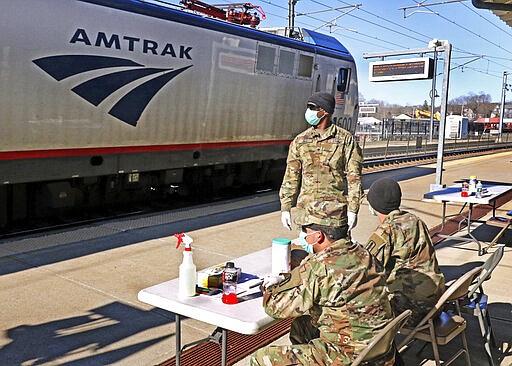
[174,233,196,297]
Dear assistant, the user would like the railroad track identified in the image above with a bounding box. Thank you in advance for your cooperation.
[2,143,511,239]
[363,140,512,170]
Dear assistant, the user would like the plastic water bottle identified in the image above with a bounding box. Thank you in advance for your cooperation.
[469,176,477,195]
[222,262,238,304]
[476,181,483,198]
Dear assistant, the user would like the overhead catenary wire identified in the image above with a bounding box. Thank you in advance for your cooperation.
[330,1,512,84]
[311,1,493,73]
[213,0,512,97]
[232,0,512,70]
[411,0,512,57]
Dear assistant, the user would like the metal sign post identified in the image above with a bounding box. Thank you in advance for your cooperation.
[433,41,451,190]
[429,50,438,143]
[363,40,452,191]
[499,71,509,140]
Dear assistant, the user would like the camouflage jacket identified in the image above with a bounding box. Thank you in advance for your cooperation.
[262,239,392,354]
[365,210,445,320]
[279,123,363,226]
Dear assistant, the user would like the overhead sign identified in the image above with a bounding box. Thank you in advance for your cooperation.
[369,57,434,82]
[360,106,376,114]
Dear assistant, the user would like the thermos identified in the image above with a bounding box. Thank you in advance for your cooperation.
[272,238,291,275]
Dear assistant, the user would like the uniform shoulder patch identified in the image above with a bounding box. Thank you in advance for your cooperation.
[269,269,303,294]
[365,232,387,256]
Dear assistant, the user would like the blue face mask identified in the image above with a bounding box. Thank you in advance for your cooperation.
[304,108,322,126]
[299,231,317,254]
[369,205,378,217]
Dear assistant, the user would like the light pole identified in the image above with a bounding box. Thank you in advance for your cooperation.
[288,0,297,38]
[499,71,509,140]
[429,39,451,191]
[429,49,438,143]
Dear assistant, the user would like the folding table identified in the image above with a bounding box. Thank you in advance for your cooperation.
[423,183,512,255]
[138,247,275,366]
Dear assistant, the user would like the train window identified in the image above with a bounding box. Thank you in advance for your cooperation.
[256,45,276,73]
[315,75,321,92]
[337,68,350,92]
[278,49,294,75]
[298,54,314,77]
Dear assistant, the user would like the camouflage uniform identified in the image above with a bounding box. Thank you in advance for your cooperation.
[365,210,445,326]
[279,124,363,227]
[250,239,394,366]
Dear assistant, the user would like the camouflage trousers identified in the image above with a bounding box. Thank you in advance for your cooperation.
[391,293,433,327]
[249,316,395,366]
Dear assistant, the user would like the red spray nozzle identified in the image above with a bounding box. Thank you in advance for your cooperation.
[174,233,193,250]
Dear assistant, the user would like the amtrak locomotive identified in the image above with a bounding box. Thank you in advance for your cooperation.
[0,0,359,229]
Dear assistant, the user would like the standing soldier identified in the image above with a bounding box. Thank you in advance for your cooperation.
[279,92,363,237]
[365,177,445,326]
[250,223,394,366]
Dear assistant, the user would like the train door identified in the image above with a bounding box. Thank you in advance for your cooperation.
[333,65,357,134]
[311,54,357,134]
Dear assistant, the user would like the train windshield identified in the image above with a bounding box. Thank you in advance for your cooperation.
[301,29,350,55]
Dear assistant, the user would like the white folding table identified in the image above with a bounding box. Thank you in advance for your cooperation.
[423,183,512,255]
[138,247,275,366]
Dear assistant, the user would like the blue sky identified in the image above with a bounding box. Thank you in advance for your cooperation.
[230,0,512,106]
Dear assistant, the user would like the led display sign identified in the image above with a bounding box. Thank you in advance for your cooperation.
[369,57,434,82]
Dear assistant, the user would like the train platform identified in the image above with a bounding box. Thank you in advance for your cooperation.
[0,151,511,366]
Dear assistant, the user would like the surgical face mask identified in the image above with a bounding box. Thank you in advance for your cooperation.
[299,231,317,254]
[369,205,378,217]
[304,108,322,126]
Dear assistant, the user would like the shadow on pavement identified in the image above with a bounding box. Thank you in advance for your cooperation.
[0,301,173,365]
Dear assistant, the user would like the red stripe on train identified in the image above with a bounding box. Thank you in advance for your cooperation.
[0,140,291,160]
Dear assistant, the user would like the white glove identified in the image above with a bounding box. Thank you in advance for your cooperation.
[281,211,292,230]
[347,211,358,231]
[262,275,285,290]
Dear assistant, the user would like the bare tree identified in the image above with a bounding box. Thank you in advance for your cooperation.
[449,92,496,118]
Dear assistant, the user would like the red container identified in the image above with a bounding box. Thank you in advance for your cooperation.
[221,292,239,304]
[461,182,469,197]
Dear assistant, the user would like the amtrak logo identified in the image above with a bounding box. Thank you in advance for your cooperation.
[33,55,192,126]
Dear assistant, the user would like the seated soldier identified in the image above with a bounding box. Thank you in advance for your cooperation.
[250,223,394,366]
[365,177,445,326]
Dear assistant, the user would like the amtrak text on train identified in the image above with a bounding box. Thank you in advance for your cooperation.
[70,28,193,59]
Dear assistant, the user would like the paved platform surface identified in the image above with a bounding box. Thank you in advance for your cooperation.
[0,151,511,365]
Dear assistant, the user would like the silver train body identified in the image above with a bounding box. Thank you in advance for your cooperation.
[0,0,358,227]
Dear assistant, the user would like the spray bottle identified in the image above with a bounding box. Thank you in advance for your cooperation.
[175,233,196,297]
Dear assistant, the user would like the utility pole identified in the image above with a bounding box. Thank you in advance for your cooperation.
[429,50,438,143]
[288,0,297,38]
[434,40,451,191]
[499,71,509,139]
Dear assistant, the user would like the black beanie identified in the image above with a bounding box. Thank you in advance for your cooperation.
[367,178,402,215]
[307,92,335,114]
